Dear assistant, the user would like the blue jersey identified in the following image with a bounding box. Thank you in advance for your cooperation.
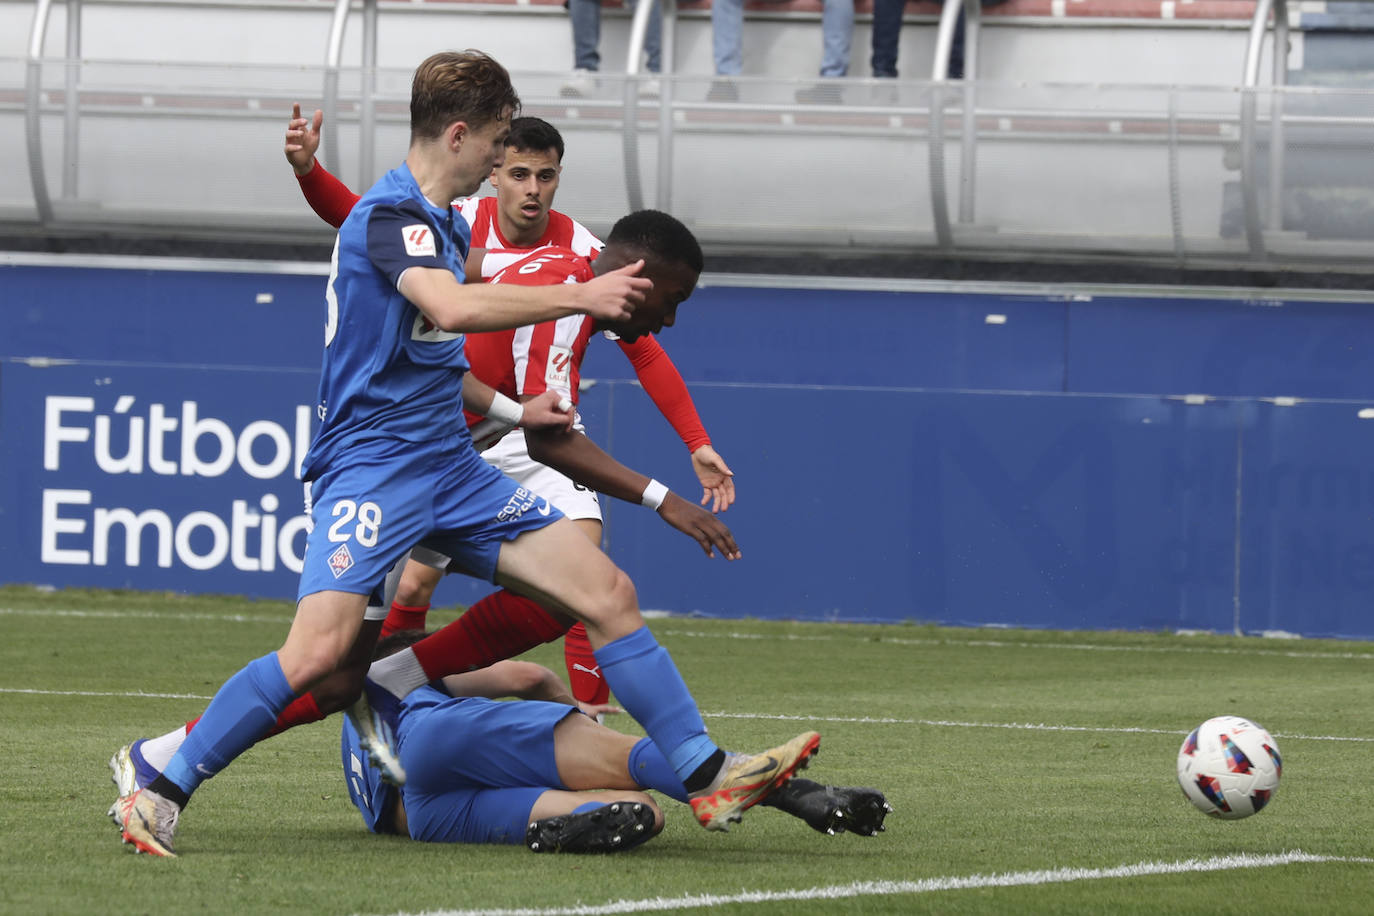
[302,162,474,481]
[340,682,458,835]
[340,715,399,834]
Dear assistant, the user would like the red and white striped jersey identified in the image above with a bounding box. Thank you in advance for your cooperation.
[454,196,602,257]
[465,248,597,411]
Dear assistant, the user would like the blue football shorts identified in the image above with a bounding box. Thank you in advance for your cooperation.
[297,432,563,603]
[398,695,576,844]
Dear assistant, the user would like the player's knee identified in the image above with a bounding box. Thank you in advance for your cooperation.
[594,567,638,626]
[309,662,367,715]
[278,640,354,694]
[395,572,436,607]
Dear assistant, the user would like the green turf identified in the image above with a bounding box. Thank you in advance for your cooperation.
[2,585,1372,914]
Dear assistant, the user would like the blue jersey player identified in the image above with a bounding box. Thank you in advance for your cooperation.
[115,49,819,858]
[340,631,890,852]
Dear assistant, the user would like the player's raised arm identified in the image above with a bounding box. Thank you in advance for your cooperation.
[284,102,323,177]
[398,261,648,333]
[284,104,361,228]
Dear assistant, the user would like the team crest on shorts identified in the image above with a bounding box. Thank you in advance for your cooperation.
[328,544,355,578]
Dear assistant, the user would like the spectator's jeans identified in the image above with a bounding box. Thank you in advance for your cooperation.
[711,0,743,75]
[570,0,662,73]
[869,0,905,78]
[820,0,854,77]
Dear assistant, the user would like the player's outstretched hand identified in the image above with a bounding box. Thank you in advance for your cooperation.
[577,700,623,719]
[519,390,576,435]
[577,260,650,322]
[691,445,736,513]
[285,103,323,177]
[657,493,741,560]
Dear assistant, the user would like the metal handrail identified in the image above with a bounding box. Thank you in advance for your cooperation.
[1239,0,1290,259]
[25,0,57,225]
[623,0,674,213]
[927,0,981,249]
[323,0,378,185]
[322,0,350,177]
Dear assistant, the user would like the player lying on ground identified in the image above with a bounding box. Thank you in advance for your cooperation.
[286,109,737,706]
[113,50,817,858]
[112,634,890,851]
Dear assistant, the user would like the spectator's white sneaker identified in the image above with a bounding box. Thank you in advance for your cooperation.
[560,69,597,99]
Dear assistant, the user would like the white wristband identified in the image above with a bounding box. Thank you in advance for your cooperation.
[486,392,524,427]
[640,479,669,511]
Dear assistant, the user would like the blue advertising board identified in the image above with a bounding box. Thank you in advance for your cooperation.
[3,257,1374,638]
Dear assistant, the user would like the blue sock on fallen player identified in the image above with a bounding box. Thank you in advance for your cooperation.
[594,626,718,783]
[160,653,296,799]
[628,737,689,803]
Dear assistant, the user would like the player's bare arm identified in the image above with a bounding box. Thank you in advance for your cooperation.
[284,102,323,177]
[399,262,648,333]
[525,421,741,560]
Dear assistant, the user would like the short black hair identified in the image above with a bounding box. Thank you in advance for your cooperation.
[506,116,565,161]
[374,629,428,661]
[607,210,703,275]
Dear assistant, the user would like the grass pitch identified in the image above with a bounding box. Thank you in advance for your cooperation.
[2,584,1372,915]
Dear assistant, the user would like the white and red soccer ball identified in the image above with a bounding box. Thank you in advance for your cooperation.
[1176,715,1282,820]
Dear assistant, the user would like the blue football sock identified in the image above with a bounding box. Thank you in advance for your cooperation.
[162,653,296,797]
[628,737,689,803]
[573,801,606,815]
[594,626,718,781]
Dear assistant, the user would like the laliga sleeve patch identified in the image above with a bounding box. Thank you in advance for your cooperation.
[545,345,574,390]
[402,224,437,257]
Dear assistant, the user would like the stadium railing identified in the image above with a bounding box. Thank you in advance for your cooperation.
[6,0,1374,273]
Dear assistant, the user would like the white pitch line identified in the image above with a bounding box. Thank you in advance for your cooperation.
[0,606,293,624]
[0,687,213,700]
[7,607,1372,663]
[701,711,1374,744]
[4,686,1370,744]
[658,628,1374,662]
[356,851,1373,916]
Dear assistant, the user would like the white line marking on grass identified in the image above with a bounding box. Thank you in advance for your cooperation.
[0,687,213,700]
[701,711,1374,743]
[9,607,1371,663]
[659,628,1374,662]
[0,606,293,624]
[358,851,1373,916]
[4,685,1371,745]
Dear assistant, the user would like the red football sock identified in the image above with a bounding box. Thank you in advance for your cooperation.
[185,716,200,734]
[411,588,571,680]
[564,623,610,705]
[263,692,324,738]
[382,601,430,638]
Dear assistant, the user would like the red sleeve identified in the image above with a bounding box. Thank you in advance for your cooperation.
[296,159,361,229]
[617,335,710,453]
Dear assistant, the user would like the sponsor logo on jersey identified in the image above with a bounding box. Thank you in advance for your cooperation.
[328,543,354,578]
[545,345,573,389]
[411,314,463,342]
[402,224,436,257]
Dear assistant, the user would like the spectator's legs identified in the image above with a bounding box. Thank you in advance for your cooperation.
[569,0,602,72]
[711,0,744,75]
[869,0,904,78]
[819,0,854,77]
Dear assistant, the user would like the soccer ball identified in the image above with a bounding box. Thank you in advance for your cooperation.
[1176,715,1282,820]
